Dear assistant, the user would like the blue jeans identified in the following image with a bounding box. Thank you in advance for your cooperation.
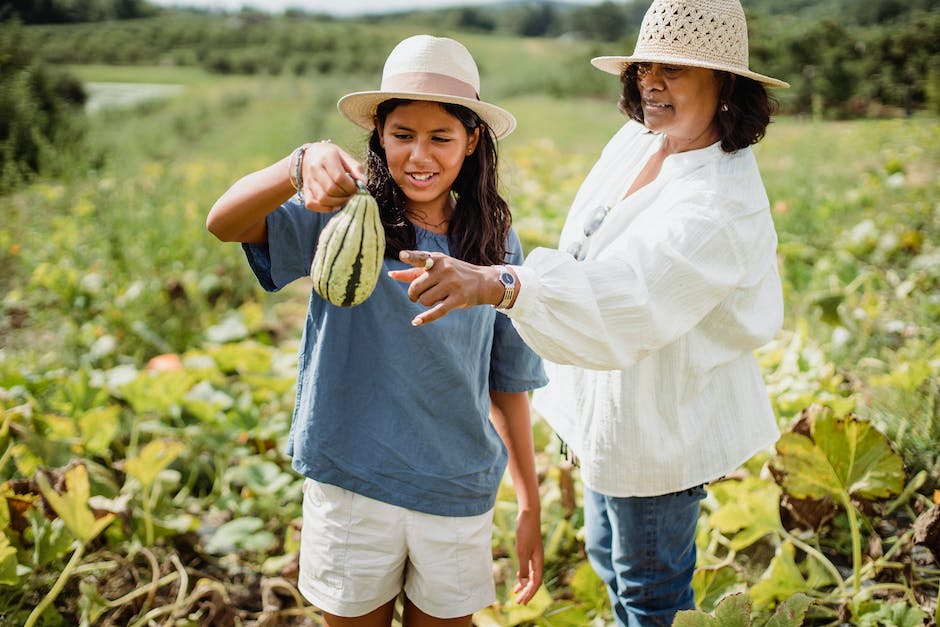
[584,485,706,627]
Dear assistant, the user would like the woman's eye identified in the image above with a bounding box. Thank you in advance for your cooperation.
[663,66,684,77]
[432,136,452,143]
[393,133,411,141]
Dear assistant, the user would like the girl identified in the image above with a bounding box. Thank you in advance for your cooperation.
[206,35,546,627]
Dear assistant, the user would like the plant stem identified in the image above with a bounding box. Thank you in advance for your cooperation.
[782,529,846,598]
[840,493,863,594]
[24,540,85,627]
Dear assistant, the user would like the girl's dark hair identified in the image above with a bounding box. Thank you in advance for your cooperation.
[618,64,777,152]
[365,99,512,266]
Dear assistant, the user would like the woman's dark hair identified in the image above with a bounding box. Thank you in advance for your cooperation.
[365,98,512,266]
[618,64,778,152]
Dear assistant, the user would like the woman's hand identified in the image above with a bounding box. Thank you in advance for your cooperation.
[388,250,505,325]
[299,141,366,213]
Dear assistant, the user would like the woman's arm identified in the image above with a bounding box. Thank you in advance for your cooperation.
[489,390,543,605]
[206,141,365,243]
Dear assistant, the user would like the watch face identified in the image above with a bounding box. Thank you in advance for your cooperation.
[500,271,516,286]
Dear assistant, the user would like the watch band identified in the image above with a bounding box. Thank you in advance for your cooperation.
[494,265,516,309]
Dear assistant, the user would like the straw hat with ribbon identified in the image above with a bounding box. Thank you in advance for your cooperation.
[337,35,517,139]
[591,0,789,88]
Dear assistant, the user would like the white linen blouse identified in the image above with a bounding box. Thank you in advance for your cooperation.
[507,120,783,497]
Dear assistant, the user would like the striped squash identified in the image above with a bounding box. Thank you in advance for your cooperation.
[310,182,385,307]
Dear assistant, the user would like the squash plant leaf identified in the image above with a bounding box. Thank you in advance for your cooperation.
[771,405,904,502]
[673,592,751,627]
[205,516,275,554]
[125,439,186,490]
[693,565,744,612]
[206,342,273,375]
[35,464,115,544]
[502,585,553,626]
[569,560,609,612]
[0,531,18,586]
[118,370,199,415]
[748,542,810,610]
[707,477,783,551]
[78,405,121,457]
[764,593,814,627]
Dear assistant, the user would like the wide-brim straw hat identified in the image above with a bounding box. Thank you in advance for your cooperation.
[591,0,789,89]
[337,35,517,139]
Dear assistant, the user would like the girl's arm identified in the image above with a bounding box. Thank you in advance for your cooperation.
[206,141,365,244]
[490,390,543,605]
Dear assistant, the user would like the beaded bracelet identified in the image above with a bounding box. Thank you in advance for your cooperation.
[289,143,311,201]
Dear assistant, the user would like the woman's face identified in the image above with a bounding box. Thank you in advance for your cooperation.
[378,100,479,215]
[635,63,721,151]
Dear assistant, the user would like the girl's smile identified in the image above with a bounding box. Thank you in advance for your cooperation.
[379,100,479,225]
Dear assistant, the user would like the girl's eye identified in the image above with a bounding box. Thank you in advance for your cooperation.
[432,136,452,143]
[393,133,412,141]
[662,66,684,77]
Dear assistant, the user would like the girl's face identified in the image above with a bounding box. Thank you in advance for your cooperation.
[635,63,721,150]
[378,101,479,215]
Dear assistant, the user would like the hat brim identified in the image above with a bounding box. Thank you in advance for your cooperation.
[591,55,789,89]
[337,91,517,139]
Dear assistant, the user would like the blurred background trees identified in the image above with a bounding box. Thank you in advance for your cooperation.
[2,0,938,190]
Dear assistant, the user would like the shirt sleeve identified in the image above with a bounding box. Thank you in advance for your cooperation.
[242,197,330,292]
[489,229,549,393]
[508,201,776,370]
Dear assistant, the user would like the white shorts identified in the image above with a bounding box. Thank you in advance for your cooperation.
[297,479,496,619]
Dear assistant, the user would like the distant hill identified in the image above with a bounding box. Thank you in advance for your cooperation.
[5,0,939,117]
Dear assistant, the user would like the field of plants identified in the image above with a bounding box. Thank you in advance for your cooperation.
[2,33,940,627]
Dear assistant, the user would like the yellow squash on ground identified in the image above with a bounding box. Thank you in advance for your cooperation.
[310,182,385,307]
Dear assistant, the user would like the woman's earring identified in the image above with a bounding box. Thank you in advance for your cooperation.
[720,103,729,112]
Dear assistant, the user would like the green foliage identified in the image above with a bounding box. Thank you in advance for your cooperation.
[674,592,813,627]
[0,22,89,192]
[1,32,938,622]
[3,0,156,23]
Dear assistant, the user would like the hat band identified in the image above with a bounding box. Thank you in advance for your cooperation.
[381,71,479,101]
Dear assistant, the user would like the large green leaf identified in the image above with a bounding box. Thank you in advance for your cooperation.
[118,370,200,415]
[78,406,121,457]
[707,477,783,550]
[0,531,18,586]
[764,593,814,627]
[747,542,811,610]
[204,516,276,554]
[693,565,745,613]
[673,592,751,627]
[35,465,115,544]
[124,438,186,490]
[771,405,904,502]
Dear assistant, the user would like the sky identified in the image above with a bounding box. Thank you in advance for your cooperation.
[148,0,606,18]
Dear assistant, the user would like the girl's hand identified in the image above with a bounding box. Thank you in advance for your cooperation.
[300,141,366,213]
[388,250,504,325]
[513,508,544,605]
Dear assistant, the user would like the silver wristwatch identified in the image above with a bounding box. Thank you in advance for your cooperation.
[494,266,516,309]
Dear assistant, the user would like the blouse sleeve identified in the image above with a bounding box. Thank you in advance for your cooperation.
[507,201,778,370]
[489,229,549,393]
[242,197,330,292]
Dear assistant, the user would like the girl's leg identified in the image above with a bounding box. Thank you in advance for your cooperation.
[584,485,705,627]
[402,596,472,627]
[322,598,396,627]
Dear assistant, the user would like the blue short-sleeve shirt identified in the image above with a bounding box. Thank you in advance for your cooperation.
[243,197,547,516]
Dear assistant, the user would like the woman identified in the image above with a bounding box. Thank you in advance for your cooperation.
[389,0,790,624]
[207,35,546,627]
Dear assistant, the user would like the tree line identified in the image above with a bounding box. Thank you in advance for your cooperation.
[2,0,939,193]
